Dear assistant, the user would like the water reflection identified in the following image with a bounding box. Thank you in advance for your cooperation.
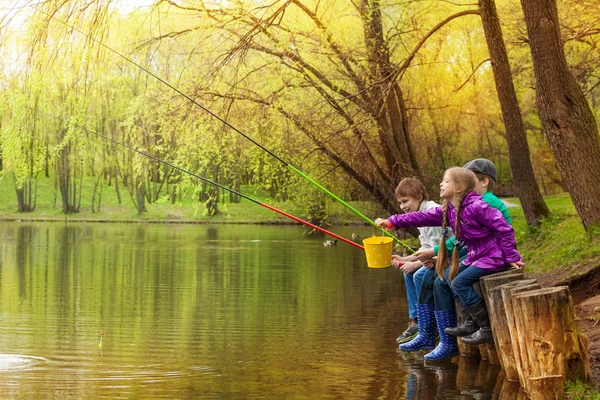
[400,351,526,400]
[0,222,517,398]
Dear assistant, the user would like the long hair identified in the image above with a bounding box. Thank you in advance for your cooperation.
[436,167,477,280]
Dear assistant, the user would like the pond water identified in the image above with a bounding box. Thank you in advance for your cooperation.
[0,222,517,399]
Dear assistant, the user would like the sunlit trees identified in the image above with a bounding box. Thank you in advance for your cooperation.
[144,0,480,213]
[478,0,549,226]
[0,0,599,229]
[520,0,600,230]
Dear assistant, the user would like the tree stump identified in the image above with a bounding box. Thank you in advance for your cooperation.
[528,376,564,400]
[488,280,536,381]
[513,287,589,399]
[456,356,481,388]
[478,269,524,364]
[455,299,481,357]
[496,376,527,400]
[501,281,541,386]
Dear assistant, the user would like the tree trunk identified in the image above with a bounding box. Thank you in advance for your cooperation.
[520,0,600,230]
[479,0,549,226]
[136,181,146,214]
[361,0,419,185]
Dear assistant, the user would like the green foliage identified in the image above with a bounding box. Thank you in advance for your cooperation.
[511,193,600,274]
[566,380,600,400]
[1,0,599,225]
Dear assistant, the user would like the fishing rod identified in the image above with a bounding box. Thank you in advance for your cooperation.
[33,5,413,253]
[42,111,365,250]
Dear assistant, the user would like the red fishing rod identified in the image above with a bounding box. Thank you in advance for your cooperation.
[43,112,364,250]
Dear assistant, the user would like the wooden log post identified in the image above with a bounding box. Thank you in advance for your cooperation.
[478,269,524,364]
[501,281,542,387]
[528,376,564,400]
[496,376,527,400]
[456,356,481,388]
[455,299,481,357]
[513,287,589,400]
[493,280,541,381]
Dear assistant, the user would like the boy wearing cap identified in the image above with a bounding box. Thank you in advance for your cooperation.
[464,158,511,224]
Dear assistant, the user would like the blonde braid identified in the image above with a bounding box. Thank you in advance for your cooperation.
[437,166,477,281]
[448,197,465,281]
[436,200,450,280]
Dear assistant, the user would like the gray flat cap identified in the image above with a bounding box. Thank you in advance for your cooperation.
[463,158,497,182]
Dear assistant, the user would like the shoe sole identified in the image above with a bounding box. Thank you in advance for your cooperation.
[396,345,436,353]
[423,351,459,361]
[396,333,418,344]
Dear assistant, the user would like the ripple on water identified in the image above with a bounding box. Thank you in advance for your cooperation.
[0,354,48,371]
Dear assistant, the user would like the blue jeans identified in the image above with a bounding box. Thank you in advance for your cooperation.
[405,266,429,319]
[415,266,436,306]
[433,264,498,311]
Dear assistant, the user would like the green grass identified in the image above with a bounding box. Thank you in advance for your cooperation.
[0,173,378,225]
[566,380,600,400]
[509,193,600,275]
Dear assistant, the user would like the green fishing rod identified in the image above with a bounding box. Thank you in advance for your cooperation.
[34,6,413,253]
[42,111,365,251]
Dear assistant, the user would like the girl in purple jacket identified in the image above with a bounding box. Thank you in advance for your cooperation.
[376,167,524,360]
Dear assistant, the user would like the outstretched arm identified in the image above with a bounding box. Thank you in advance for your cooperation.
[386,206,444,229]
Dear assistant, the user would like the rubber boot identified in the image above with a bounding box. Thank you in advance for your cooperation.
[399,304,436,352]
[423,310,459,361]
[462,300,494,345]
[445,307,478,337]
[396,321,419,344]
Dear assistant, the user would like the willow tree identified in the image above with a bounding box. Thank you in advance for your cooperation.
[0,86,45,212]
[520,0,600,230]
[146,0,478,212]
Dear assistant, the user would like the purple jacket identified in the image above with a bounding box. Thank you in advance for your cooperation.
[388,191,521,271]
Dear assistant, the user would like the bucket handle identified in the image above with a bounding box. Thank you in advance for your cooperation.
[371,227,388,244]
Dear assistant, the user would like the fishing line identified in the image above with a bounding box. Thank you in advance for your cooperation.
[41,110,365,250]
[32,4,414,253]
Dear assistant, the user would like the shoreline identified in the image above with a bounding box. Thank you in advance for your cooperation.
[0,216,372,226]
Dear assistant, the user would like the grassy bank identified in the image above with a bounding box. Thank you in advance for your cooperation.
[509,193,600,276]
[0,173,385,225]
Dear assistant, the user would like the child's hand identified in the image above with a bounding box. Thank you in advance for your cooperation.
[391,256,403,269]
[400,261,422,274]
[422,258,436,268]
[375,218,390,229]
[511,261,525,269]
[392,255,408,264]
[415,248,435,262]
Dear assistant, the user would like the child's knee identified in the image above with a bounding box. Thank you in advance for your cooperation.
[434,277,447,291]
[450,277,465,293]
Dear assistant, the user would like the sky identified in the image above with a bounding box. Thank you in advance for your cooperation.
[116,0,157,15]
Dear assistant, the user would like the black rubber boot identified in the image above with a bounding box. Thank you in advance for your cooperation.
[461,301,494,345]
[445,308,478,337]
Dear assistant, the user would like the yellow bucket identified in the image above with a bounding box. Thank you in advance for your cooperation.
[363,236,393,268]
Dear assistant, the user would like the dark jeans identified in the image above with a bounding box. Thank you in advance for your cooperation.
[433,264,498,311]
[415,266,436,306]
